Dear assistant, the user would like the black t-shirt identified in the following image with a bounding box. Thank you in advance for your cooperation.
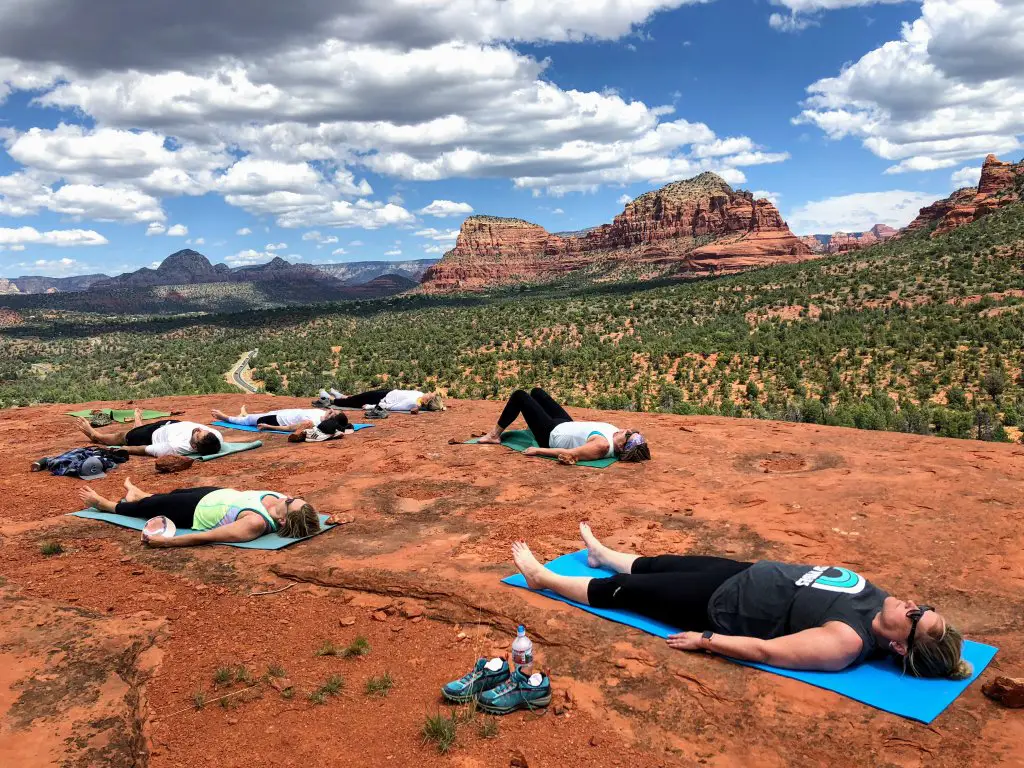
[707,561,889,662]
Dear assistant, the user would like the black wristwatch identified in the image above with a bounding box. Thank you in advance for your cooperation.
[701,630,714,648]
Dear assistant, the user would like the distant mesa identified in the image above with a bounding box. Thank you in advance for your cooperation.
[420,171,814,292]
[907,154,1024,237]
[798,224,898,255]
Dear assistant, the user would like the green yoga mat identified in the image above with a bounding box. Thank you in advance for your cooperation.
[70,509,334,550]
[467,429,617,469]
[67,408,172,423]
[185,440,262,461]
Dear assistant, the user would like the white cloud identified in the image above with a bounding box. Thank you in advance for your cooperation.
[422,244,450,254]
[331,247,347,256]
[418,200,475,217]
[384,248,402,256]
[166,223,188,236]
[0,226,108,247]
[617,194,633,205]
[186,237,205,246]
[795,0,1024,173]
[950,165,982,188]
[753,189,782,206]
[350,240,364,247]
[146,222,166,236]
[14,257,89,276]
[302,230,339,244]
[226,249,273,266]
[265,242,287,251]
[551,207,564,214]
[786,190,940,235]
[414,227,460,242]
[236,227,252,236]
[769,1,910,33]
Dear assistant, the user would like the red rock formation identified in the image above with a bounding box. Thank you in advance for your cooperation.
[421,173,813,291]
[906,154,1024,236]
[798,224,898,256]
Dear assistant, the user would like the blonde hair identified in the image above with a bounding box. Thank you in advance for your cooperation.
[423,393,446,411]
[279,503,320,539]
[904,620,972,680]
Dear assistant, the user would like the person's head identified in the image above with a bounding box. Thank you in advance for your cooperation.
[320,411,351,434]
[266,495,321,539]
[190,429,221,456]
[612,430,651,462]
[421,392,446,411]
[872,597,972,680]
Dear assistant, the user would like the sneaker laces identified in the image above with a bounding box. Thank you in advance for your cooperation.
[456,668,482,685]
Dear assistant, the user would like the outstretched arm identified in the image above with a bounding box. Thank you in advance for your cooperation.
[667,622,863,672]
[145,516,266,548]
[524,437,609,464]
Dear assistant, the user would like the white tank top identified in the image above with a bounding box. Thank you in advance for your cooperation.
[549,422,618,458]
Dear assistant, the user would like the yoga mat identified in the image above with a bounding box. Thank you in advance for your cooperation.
[503,550,997,723]
[70,509,334,550]
[467,429,617,469]
[212,421,374,435]
[185,440,263,461]
[68,408,172,423]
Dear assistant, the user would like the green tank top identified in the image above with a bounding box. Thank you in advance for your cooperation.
[191,489,280,532]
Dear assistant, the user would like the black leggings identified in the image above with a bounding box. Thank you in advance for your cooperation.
[587,555,753,631]
[115,487,222,530]
[256,415,280,426]
[331,389,392,408]
[498,388,571,447]
[124,419,178,446]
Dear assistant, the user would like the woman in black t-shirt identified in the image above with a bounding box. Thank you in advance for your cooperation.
[511,523,971,680]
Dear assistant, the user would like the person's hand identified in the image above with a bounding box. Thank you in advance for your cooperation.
[557,452,577,466]
[257,423,271,430]
[142,533,173,548]
[666,632,705,652]
[523,446,540,456]
[410,406,420,415]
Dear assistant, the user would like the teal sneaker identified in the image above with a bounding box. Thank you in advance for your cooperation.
[476,668,551,715]
[442,658,510,704]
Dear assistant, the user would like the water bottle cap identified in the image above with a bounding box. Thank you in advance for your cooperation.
[517,625,525,635]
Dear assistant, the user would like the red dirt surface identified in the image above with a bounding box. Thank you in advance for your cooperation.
[1,396,1023,768]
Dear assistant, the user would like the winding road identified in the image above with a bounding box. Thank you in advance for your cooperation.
[229,349,259,393]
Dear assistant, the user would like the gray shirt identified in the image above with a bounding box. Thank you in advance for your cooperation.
[707,561,889,662]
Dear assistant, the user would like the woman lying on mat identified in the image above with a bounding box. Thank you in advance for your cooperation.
[77,409,222,457]
[317,387,445,414]
[79,479,320,548]
[476,388,650,464]
[211,405,348,433]
[511,523,971,679]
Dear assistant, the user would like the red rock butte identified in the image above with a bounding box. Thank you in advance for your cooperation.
[799,224,898,255]
[907,154,1024,236]
[421,172,814,291]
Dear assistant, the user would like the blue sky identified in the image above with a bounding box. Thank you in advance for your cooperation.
[0,0,1020,278]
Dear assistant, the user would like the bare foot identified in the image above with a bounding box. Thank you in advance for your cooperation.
[239,405,248,417]
[123,478,145,502]
[477,430,503,445]
[211,409,229,421]
[78,486,106,509]
[512,541,548,591]
[580,522,607,568]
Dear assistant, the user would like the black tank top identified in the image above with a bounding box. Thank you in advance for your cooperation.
[707,561,889,662]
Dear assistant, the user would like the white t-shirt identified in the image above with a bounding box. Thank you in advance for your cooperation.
[145,422,223,457]
[272,408,327,427]
[374,390,424,412]
[549,422,618,458]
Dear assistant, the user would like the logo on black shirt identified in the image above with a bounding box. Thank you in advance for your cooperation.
[795,565,866,594]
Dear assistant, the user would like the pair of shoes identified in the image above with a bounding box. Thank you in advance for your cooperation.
[364,406,389,420]
[329,388,344,399]
[441,658,551,714]
[311,396,331,408]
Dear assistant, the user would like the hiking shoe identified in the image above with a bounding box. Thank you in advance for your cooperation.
[441,657,510,704]
[89,412,114,427]
[311,396,332,408]
[476,667,551,715]
[364,405,389,420]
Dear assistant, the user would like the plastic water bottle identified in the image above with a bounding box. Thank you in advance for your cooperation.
[511,625,534,673]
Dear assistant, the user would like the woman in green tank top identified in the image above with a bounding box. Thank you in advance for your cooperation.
[79,478,322,547]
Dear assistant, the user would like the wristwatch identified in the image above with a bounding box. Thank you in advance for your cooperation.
[701,630,714,649]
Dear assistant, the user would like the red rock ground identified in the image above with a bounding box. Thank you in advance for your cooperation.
[1,396,1023,768]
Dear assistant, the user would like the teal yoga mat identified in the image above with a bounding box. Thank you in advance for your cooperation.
[503,550,997,723]
[67,408,172,422]
[185,440,262,461]
[70,509,335,549]
[212,421,374,435]
[467,429,617,469]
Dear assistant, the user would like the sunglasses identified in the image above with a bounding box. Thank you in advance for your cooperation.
[905,604,935,661]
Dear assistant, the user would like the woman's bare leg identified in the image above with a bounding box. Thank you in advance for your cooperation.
[512,541,592,604]
[579,522,639,573]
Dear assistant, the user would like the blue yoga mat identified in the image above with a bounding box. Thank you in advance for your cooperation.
[212,421,374,435]
[185,440,262,461]
[502,550,997,723]
[70,509,335,550]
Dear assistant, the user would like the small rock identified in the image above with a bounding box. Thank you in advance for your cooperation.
[372,611,388,622]
[339,617,356,627]
[647,522,658,530]
[400,602,424,619]
[391,625,404,632]
[131,569,144,576]
[553,704,566,716]
[589,735,600,747]
[411,616,423,624]
[564,689,576,706]
[456,632,468,640]
[269,678,293,692]
[120,557,132,564]
[614,659,629,670]
[510,749,529,768]
[226,717,238,725]
[983,676,1024,708]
